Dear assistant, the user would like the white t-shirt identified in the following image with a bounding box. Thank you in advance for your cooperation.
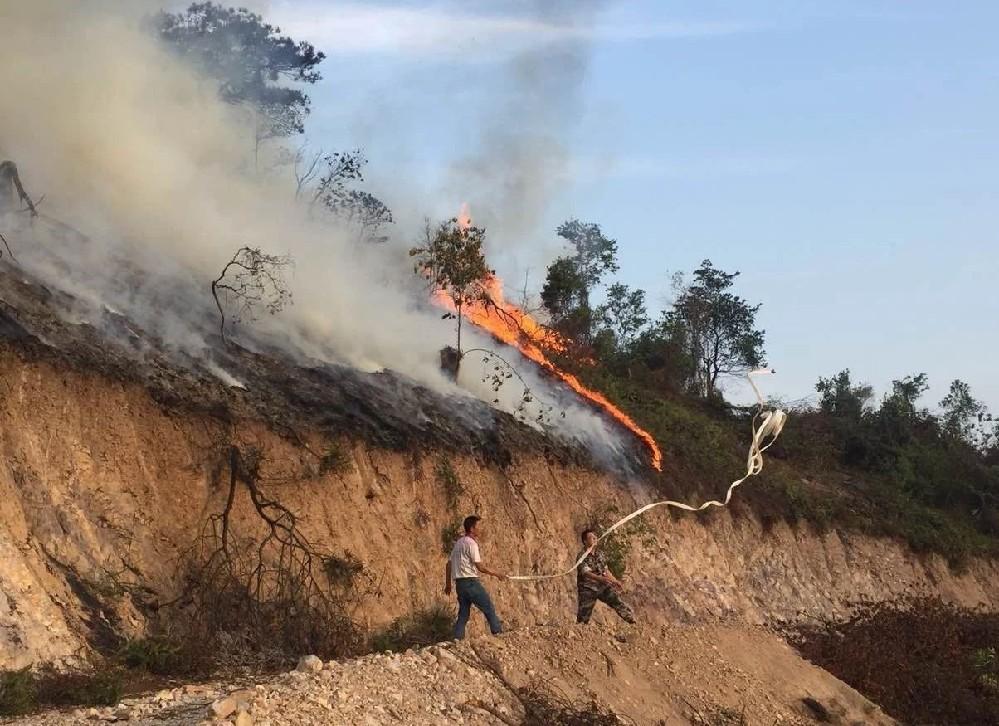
[449,535,481,579]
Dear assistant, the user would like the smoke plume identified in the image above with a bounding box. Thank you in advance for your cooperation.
[0,1,639,468]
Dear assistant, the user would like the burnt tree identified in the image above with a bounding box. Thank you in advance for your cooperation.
[0,160,37,217]
[211,246,293,342]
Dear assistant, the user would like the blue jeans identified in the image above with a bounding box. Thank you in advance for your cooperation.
[454,578,502,639]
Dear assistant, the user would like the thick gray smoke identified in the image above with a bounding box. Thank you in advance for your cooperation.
[0,1,640,468]
[446,1,606,274]
[0,1,452,376]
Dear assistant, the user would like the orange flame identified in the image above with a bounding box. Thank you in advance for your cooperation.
[432,211,662,470]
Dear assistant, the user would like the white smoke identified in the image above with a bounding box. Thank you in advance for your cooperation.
[0,0,642,468]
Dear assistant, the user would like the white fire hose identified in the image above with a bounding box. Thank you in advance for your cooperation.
[507,369,787,582]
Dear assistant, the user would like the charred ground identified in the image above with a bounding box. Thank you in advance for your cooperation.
[0,261,603,472]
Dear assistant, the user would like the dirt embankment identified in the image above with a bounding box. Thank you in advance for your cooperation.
[1,350,997,671]
[9,622,894,726]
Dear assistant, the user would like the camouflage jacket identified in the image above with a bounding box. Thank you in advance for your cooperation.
[576,548,610,593]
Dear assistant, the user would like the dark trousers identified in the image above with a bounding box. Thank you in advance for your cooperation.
[577,586,635,624]
[454,578,502,639]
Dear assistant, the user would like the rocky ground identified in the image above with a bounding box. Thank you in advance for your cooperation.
[5,621,893,725]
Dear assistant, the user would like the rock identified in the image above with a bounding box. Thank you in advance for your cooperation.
[234,712,254,726]
[296,654,323,673]
[229,688,255,708]
[211,697,238,719]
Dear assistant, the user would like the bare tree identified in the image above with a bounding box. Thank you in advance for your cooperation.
[294,145,324,200]
[297,150,394,243]
[515,267,545,317]
[309,151,365,209]
[211,246,293,342]
[0,160,37,217]
[176,442,369,660]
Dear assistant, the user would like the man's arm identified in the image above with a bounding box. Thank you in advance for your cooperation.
[444,560,452,595]
[475,561,506,580]
[470,540,505,579]
[583,567,622,590]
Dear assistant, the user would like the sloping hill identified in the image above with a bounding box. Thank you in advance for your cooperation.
[8,623,893,725]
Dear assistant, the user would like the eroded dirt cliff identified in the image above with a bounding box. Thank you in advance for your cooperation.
[1,349,997,671]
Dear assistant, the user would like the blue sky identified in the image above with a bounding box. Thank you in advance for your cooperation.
[270,0,999,411]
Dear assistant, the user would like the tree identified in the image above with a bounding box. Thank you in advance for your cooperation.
[540,257,590,341]
[940,379,992,449]
[157,3,325,162]
[595,283,649,352]
[556,219,619,300]
[211,246,293,342]
[882,374,930,420]
[816,369,874,421]
[541,219,619,344]
[409,218,490,356]
[305,151,393,243]
[178,442,367,661]
[663,260,765,398]
[870,373,930,449]
[0,160,37,217]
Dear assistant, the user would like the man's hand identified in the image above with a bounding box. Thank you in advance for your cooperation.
[476,562,506,580]
[444,583,452,596]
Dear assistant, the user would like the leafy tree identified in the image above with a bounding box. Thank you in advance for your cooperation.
[556,219,619,296]
[593,283,649,378]
[540,257,590,341]
[595,283,649,352]
[157,3,325,158]
[940,379,993,449]
[663,260,765,397]
[881,373,930,421]
[816,369,874,421]
[409,219,490,355]
[541,219,619,343]
[303,150,393,243]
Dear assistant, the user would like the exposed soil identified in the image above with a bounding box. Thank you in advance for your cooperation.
[0,261,593,469]
[791,599,999,725]
[6,622,894,725]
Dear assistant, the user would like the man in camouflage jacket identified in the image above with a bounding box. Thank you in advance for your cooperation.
[575,528,636,625]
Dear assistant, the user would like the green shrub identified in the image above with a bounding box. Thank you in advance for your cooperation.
[40,668,123,708]
[319,442,351,475]
[585,505,651,579]
[441,519,462,556]
[118,637,185,675]
[972,647,998,693]
[0,668,37,716]
[0,666,125,716]
[435,458,464,510]
[370,604,453,653]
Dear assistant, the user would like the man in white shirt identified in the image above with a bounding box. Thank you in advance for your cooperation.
[444,515,505,639]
